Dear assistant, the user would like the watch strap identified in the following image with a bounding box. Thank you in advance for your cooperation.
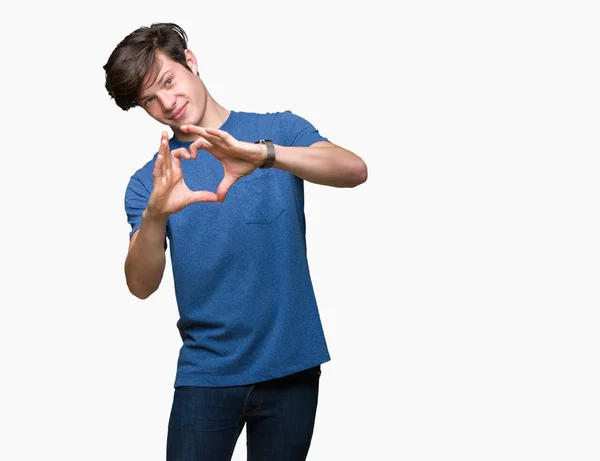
[255,139,275,169]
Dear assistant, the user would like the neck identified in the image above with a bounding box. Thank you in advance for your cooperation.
[199,92,230,130]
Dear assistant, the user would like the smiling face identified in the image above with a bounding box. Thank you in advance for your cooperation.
[139,49,208,137]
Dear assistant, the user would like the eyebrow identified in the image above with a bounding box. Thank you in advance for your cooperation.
[139,71,170,102]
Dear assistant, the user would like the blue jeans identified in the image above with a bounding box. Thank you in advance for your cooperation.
[166,366,321,461]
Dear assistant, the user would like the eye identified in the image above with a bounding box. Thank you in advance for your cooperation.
[165,78,173,86]
[144,97,155,106]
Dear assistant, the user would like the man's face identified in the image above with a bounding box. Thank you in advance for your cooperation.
[138,50,206,133]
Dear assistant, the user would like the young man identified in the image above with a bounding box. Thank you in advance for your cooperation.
[104,22,367,461]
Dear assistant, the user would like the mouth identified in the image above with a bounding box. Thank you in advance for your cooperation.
[170,103,187,121]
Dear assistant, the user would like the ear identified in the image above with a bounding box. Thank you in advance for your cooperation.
[184,49,199,75]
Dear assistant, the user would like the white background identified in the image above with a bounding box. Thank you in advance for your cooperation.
[1,0,599,460]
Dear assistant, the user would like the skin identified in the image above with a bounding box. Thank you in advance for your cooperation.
[125,49,368,299]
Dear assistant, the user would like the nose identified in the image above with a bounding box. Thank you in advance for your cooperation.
[156,91,176,113]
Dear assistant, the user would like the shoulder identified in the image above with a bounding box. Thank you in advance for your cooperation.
[126,154,157,193]
[230,109,325,146]
[234,109,305,124]
[244,109,320,132]
[232,109,290,124]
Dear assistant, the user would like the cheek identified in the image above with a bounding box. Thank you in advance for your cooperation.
[146,106,163,119]
[187,80,204,99]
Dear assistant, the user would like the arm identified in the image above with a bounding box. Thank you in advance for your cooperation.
[179,125,368,201]
[124,214,168,299]
[124,131,218,299]
[265,140,367,188]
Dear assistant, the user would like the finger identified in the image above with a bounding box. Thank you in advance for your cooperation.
[171,147,191,160]
[216,175,238,202]
[156,155,169,187]
[171,152,181,170]
[161,132,173,172]
[198,129,223,143]
[189,137,214,157]
[153,153,164,187]
[159,154,167,185]
[179,124,204,135]
[189,190,219,203]
[204,127,230,138]
[157,134,166,179]
[205,128,237,146]
[157,148,166,180]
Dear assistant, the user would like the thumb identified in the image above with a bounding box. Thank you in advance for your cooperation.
[216,175,238,202]
[188,190,219,203]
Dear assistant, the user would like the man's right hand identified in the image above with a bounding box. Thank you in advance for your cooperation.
[145,131,219,220]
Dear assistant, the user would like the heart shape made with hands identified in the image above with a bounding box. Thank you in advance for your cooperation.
[146,127,265,219]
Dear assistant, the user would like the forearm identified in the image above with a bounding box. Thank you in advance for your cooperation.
[271,143,368,187]
[124,211,168,299]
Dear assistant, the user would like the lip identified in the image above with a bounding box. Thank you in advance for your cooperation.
[170,103,187,121]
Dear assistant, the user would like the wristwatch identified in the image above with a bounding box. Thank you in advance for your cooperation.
[255,139,275,169]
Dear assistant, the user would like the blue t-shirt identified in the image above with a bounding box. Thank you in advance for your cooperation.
[125,110,331,387]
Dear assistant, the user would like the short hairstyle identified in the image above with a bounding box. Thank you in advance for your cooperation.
[103,23,192,110]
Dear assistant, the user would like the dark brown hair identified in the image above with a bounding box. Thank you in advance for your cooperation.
[103,23,192,110]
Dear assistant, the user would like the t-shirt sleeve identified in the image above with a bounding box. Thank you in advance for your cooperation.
[124,175,150,239]
[279,110,329,147]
